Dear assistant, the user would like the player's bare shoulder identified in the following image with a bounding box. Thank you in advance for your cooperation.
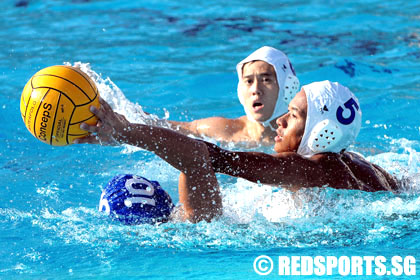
[195,116,244,133]
[311,152,399,192]
[190,116,246,141]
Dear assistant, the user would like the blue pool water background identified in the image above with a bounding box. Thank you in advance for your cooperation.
[1,0,420,279]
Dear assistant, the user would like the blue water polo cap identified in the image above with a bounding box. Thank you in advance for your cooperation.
[99,174,174,224]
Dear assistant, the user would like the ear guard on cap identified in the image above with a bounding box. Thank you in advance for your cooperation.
[307,119,343,153]
[283,74,300,105]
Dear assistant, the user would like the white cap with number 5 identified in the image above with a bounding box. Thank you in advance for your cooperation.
[298,81,362,157]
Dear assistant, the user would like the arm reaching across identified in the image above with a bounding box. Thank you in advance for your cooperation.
[77,80,400,222]
[78,99,393,196]
[77,98,222,223]
[200,142,398,192]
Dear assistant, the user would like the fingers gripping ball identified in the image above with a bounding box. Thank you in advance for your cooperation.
[20,65,100,146]
[99,174,174,225]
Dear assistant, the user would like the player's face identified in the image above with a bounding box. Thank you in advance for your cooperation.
[274,89,307,153]
[239,61,279,122]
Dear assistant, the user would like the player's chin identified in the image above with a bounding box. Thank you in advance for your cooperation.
[251,112,270,123]
[273,142,281,153]
[273,142,289,154]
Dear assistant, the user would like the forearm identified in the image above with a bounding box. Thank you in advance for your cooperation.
[203,142,277,182]
[202,141,312,186]
[79,100,223,223]
[120,124,224,222]
[118,123,209,175]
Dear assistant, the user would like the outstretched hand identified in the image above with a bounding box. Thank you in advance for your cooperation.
[74,97,130,145]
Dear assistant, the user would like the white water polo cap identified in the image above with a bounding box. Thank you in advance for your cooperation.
[236,46,300,129]
[297,81,362,157]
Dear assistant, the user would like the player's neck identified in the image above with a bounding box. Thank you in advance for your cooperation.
[245,119,277,142]
[261,119,278,141]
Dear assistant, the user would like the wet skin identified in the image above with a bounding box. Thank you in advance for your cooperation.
[76,92,399,222]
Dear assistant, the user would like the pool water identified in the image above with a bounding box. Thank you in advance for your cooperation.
[1,0,419,279]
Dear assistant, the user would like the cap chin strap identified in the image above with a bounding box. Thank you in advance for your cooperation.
[307,119,343,153]
[265,121,278,131]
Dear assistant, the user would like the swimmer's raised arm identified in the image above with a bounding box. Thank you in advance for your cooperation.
[201,141,324,187]
[77,98,207,172]
[76,99,360,192]
[76,98,222,222]
[77,80,400,223]
[76,98,306,182]
[201,141,374,190]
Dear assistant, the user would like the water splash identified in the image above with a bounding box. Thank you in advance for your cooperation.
[65,62,163,125]
[50,63,420,252]
[4,184,415,252]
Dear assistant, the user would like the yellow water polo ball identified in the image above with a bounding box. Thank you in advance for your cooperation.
[20,65,100,146]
